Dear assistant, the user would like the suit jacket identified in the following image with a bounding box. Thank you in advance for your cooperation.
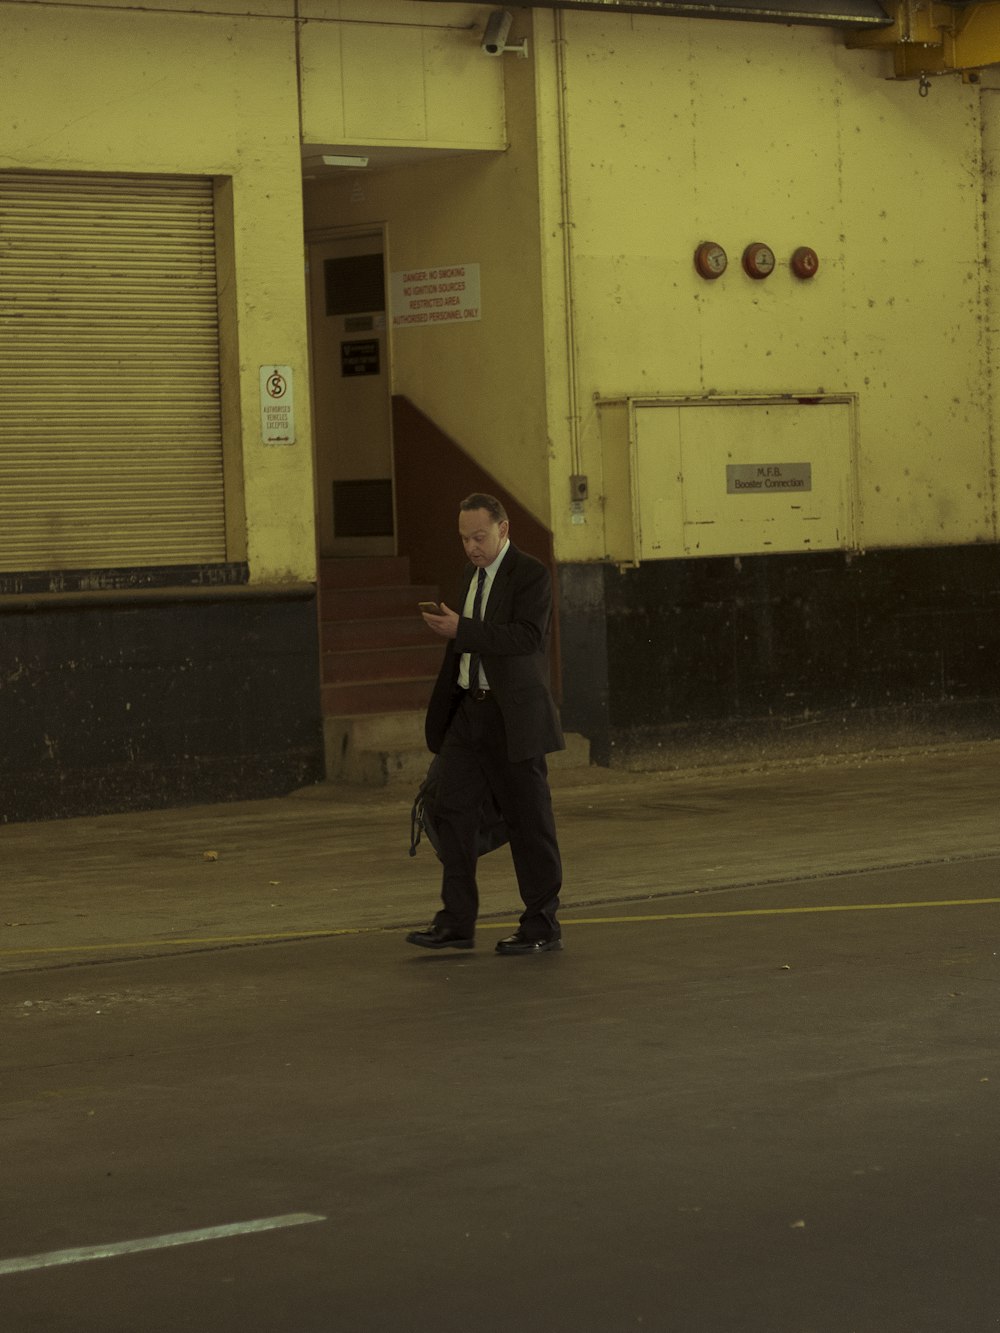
[425,542,565,763]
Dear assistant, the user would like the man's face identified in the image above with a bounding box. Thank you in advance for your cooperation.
[459,508,509,567]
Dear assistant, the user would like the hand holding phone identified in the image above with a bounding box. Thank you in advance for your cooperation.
[420,601,458,640]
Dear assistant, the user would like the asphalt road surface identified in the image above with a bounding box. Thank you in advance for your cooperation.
[3,855,999,1332]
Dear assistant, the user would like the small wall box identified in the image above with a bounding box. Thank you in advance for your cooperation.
[629,394,858,560]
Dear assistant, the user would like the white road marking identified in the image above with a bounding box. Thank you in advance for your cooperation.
[0,1213,326,1276]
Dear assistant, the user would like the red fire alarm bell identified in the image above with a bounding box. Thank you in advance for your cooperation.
[742,243,776,280]
[694,241,728,280]
[791,246,819,279]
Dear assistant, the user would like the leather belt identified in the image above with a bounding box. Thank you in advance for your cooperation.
[468,688,491,702]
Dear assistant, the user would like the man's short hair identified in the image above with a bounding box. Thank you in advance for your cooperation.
[460,493,508,524]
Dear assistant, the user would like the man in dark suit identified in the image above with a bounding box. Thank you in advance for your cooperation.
[406,493,565,955]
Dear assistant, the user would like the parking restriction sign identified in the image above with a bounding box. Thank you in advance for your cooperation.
[260,365,295,444]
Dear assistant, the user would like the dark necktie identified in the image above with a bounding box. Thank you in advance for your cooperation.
[468,567,487,690]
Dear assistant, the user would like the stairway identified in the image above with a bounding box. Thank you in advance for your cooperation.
[318,554,591,785]
[319,555,442,716]
[319,555,442,785]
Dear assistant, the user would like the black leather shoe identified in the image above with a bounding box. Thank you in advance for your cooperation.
[495,932,563,955]
[406,925,474,950]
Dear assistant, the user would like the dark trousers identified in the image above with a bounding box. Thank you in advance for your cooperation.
[433,692,562,941]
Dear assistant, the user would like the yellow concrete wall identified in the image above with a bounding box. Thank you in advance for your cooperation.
[981,88,1000,543]
[0,0,313,583]
[0,0,521,574]
[8,0,995,570]
[533,11,997,562]
[303,17,553,522]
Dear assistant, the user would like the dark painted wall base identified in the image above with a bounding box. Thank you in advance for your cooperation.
[1,592,325,823]
[558,545,1000,767]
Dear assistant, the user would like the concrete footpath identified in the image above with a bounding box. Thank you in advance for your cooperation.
[3,740,1000,975]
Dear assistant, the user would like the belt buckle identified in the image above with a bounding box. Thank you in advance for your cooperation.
[472,688,490,702]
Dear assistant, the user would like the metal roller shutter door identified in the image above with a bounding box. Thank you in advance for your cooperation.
[0,172,226,572]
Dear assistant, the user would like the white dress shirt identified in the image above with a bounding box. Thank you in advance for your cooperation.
[458,539,510,690]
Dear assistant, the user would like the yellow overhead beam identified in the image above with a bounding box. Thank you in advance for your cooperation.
[848,0,1000,79]
[847,0,953,47]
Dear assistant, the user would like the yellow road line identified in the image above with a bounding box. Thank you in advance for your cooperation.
[556,896,1000,925]
[2,896,998,959]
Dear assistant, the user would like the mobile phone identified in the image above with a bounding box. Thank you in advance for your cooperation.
[418,601,441,614]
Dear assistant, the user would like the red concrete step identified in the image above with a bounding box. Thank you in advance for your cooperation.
[322,677,436,715]
[320,584,440,622]
[321,616,431,653]
[323,643,444,685]
[318,556,412,590]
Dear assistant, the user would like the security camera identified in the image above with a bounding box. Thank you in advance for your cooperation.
[482,9,513,56]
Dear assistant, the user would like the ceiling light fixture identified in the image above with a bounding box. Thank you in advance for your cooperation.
[303,154,369,170]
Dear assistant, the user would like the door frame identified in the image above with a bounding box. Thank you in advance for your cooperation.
[305,223,396,559]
